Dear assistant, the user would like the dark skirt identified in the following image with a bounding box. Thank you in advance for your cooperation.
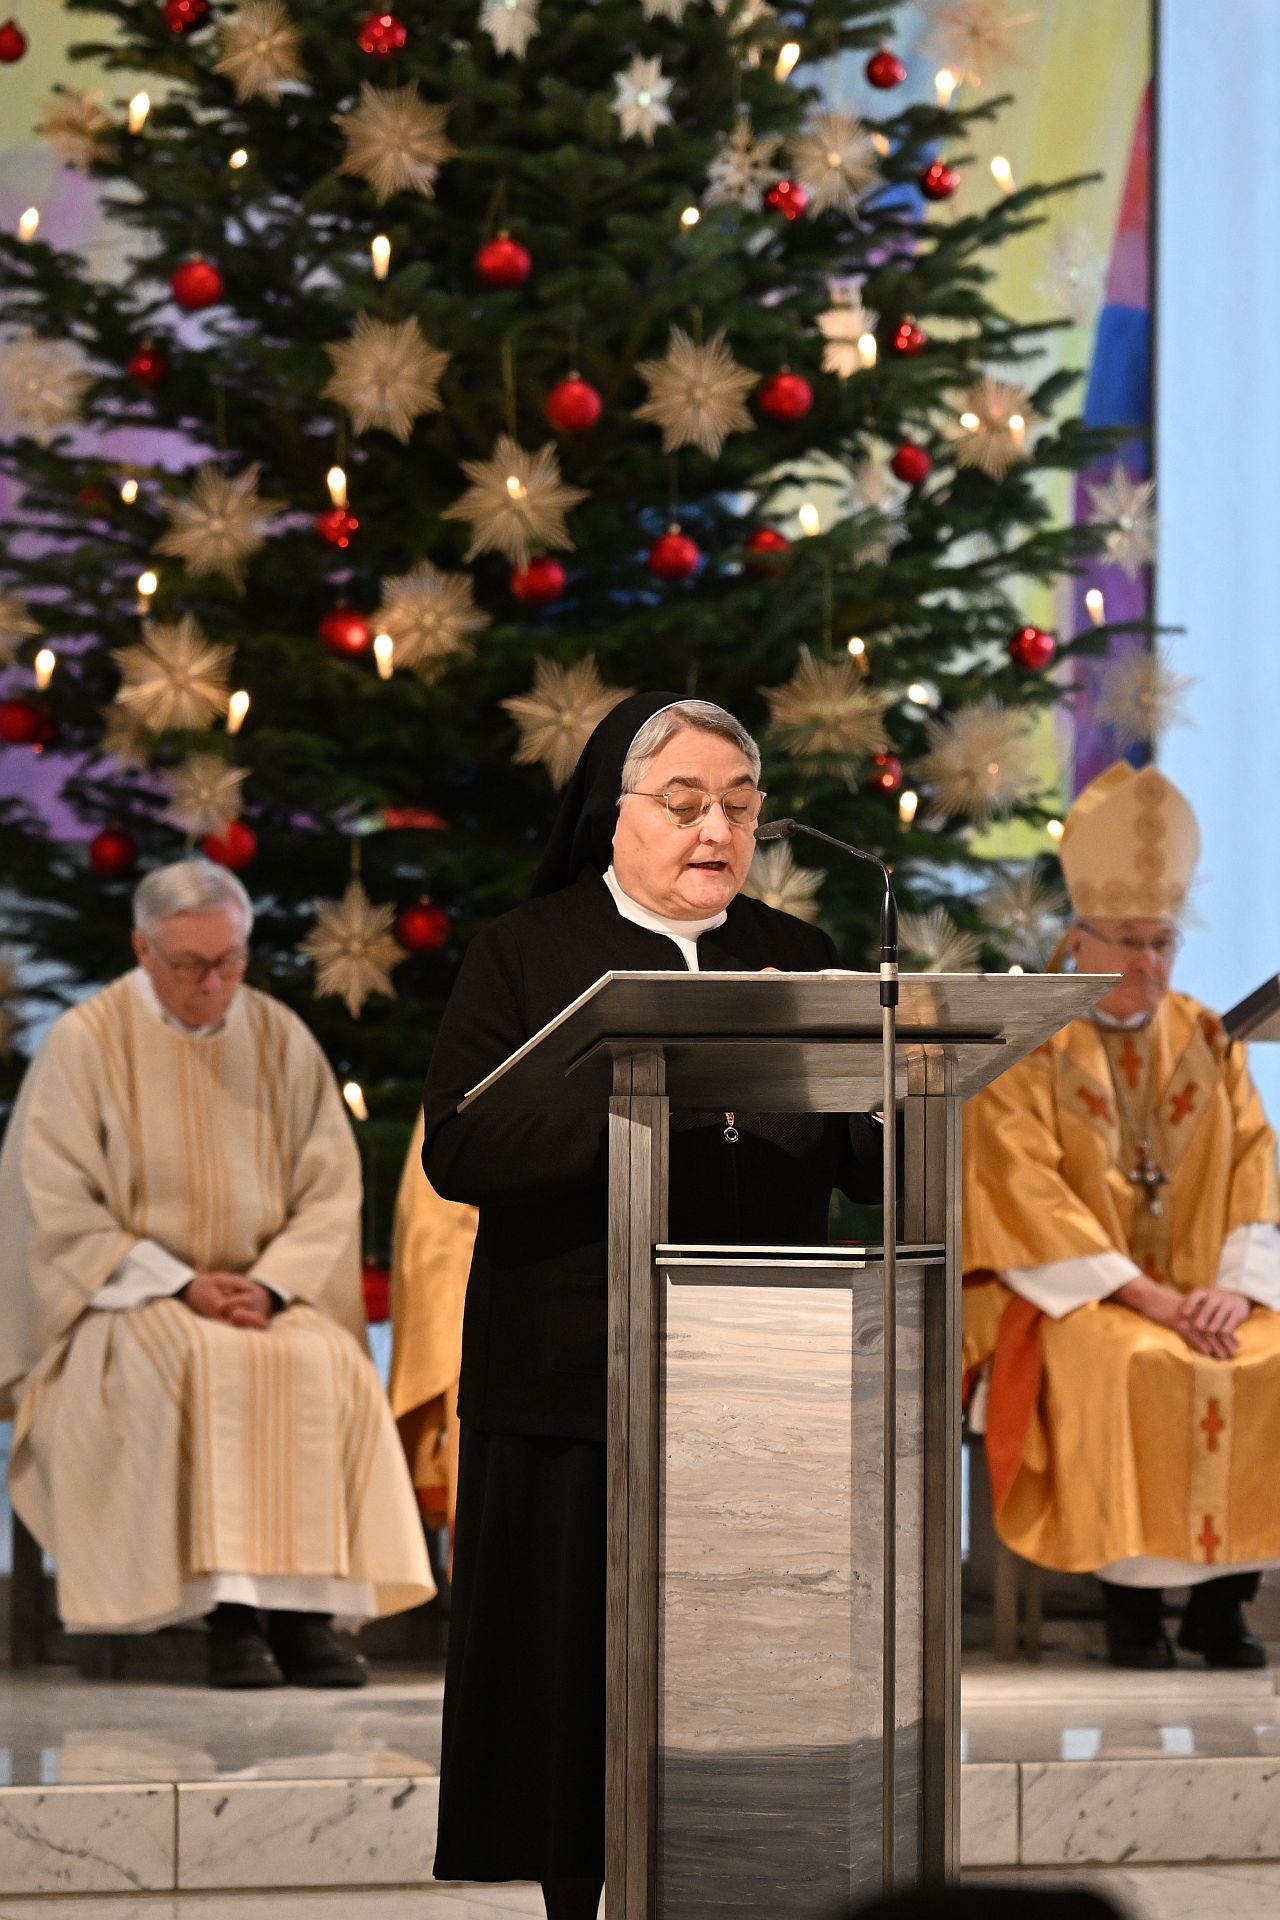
[433,1422,606,1884]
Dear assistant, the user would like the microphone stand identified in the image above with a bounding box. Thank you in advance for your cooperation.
[756,817,899,1884]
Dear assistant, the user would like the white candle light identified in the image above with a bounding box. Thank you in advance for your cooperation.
[797,502,820,537]
[371,233,391,279]
[373,632,395,679]
[120,477,139,504]
[935,67,957,108]
[898,789,919,825]
[34,647,55,690]
[342,1080,369,1121]
[1046,818,1065,842]
[1085,587,1106,626]
[326,465,348,508]
[229,147,249,170]
[775,41,801,79]
[990,154,1015,194]
[128,91,150,135]
[18,206,39,243]
[857,332,878,369]
[226,690,250,735]
[136,568,158,612]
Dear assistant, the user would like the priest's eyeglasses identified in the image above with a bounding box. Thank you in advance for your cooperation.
[1076,921,1182,960]
[153,945,249,983]
[626,786,767,829]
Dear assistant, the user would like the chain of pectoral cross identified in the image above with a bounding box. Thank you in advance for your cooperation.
[1106,1039,1170,1217]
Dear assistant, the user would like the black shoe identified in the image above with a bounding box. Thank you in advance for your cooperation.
[1179,1604,1267,1669]
[207,1605,284,1690]
[266,1611,368,1688]
[1107,1627,1176,1670]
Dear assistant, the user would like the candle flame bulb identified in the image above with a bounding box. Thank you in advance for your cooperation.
[991,154,1014,193]
[857,331,877,369]
[371,233,391,279]
[898,789,919,825]
[342,1080,369,1121]
[136,569,158,609]
[120,477,139,504]
[326,465,348,508]
[797,502,820,537]
[680,206,700,228]
[935,67,957,107]
[226,690,250,734]
[34,648,55,690]
[1084,587,1105,626]
[229,147,249,169]
[373,632,395,679]
[1047,818,1065,842]
[18,207,38,243]
[128,91,150,135]
[775,40,801,79]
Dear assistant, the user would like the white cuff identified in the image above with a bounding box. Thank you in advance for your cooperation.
[1215,1222,1280,1311]
[1001,1250,1141,1320]
[91,1239,194,1312]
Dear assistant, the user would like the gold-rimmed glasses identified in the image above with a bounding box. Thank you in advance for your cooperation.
[151,944,249,984]
[625,786,767,830]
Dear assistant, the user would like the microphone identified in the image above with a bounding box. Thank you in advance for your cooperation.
[755,816,898,1009]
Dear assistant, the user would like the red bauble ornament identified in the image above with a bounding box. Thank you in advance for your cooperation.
[647,527,701,582]
[163,0,208,31]
[763,177,809,221]
[758,370,814,422]
[510,555,567,606]
[76,483,109,515]
[397,901,449,952]
[865,47,906,89]
[544,374,601,434]
[357,10,406,55]
[920,160,959,201]
[201,818,258,869]
[362,1259,391,1324]
[0,697,40,745]
[0,17,27,61]
[1009,624,1056,671]
[868,752,904,794]
[126,343,168,388]
[475,232,532,288]
[745,527,790,576]
[891,442,933,486]
[170,257,223,310]
[889,318,927,356]
[319,607,372,655]
[314,505,360,548]
[89,826,137,878]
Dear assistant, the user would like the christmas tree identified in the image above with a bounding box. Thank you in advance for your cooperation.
[0,0,1133,1237]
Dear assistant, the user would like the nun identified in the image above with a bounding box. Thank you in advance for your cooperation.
[424,692,884,1919]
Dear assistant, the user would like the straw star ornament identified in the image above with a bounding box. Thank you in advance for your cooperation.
[977,864,1067,965]
[926,0,1033,88]
[1094,651,1194,750]
[763,651,891,765]
[480,0,541,57]
[155,462,283,589]
[373,562,490,682]
[99,704,155,771]
[299,879,405,1019]
[0,591,40,665]
[1087,462,1156,578]
[817,287,878,379]
[643,0,691,17]
[336,82,457,203]
[443,435,587,571]
[0,331,91,445]
[112,615,234,733]
[742,843,824,923]
[612,57,673,145]
[791,112,879,217]
[324,315,448,443]
[164,756,248,836]
[916,698,1037,824]
[705,120,781,211]
[634,328,755,459]
[947,376,1040,481]
[37,91,112,169]
[900,906,981,974]
[502,656,634,789]
[214,0,304,103]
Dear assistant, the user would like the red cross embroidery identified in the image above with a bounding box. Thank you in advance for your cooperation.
[1197,1513,1221,1563]
[1200,1399,1225,1454]
[1170,1084,1198,1126]
[1077,1087,1113,1124]
[1118,1038,1142,1090]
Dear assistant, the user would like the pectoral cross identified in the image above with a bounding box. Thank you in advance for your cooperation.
[1128,1143,1168,1216]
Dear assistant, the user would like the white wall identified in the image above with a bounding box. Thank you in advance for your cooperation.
[1157,0,1280,1111]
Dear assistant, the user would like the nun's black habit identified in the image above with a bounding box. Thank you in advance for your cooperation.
[425,692,883,1886]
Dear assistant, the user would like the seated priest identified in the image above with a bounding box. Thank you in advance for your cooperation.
[964,763,1280,1669]
[0,858,434,1687]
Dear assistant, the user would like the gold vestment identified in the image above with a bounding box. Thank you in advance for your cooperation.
[963,990,1280,1573]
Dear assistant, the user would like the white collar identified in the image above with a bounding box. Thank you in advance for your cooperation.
[1090,1004,1154,1032]
[131,965,231,1039]
[603,865,728,943]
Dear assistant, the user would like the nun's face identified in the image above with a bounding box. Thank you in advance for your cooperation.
[613,726,758,919]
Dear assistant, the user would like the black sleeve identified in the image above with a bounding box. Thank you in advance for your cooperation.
[422,924,608,1206]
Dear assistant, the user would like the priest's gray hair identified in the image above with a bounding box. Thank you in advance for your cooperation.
[133,859,254,937]
[620,699,761,799]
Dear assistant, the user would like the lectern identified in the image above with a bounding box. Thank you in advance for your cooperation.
[460,968,1110,1916]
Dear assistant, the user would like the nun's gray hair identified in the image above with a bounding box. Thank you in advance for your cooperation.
[619,699,761,800]
[133,858,254,937]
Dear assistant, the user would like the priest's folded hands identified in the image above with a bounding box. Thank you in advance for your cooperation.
[180,1273,275,1329]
